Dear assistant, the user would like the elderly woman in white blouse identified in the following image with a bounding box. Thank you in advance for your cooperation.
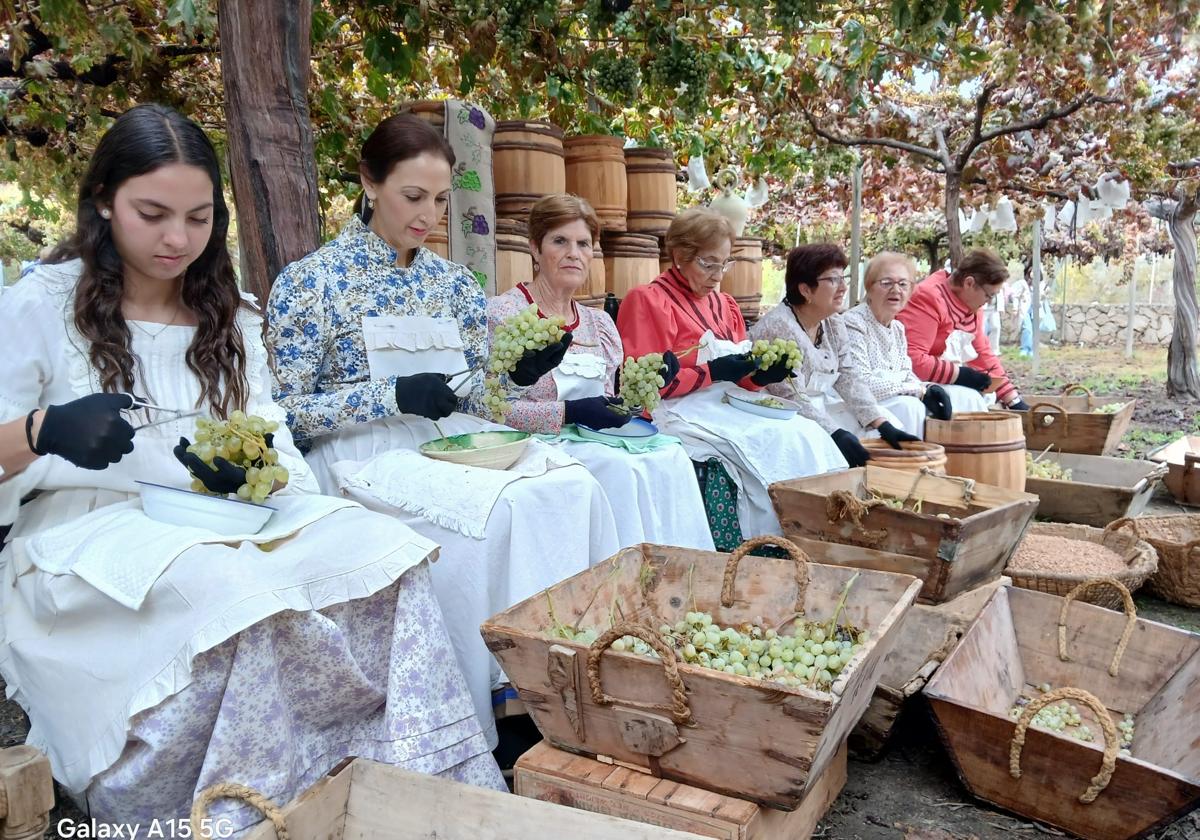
[749,244,928,468]
[841,251,953,437]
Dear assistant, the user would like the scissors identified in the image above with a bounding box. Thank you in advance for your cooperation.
[121,394,204,432]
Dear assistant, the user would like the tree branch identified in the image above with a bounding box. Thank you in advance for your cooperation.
[974,93,1122,148]
[801,109,944,166]
[958,81,1000,170]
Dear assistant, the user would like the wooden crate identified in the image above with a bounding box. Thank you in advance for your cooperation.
[769,465,1039,604]
[1025,453,1167,527]
[0,745,54,839]
[923,584,1200,840]
[1018,388,1136,456]
[1147,435,1200,507]
[481,539,921,810]
[850,576,1008,758]
[515,740,847,840]
[219,757,706,839]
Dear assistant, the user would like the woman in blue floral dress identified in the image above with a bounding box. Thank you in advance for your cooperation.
[268,114,620,747]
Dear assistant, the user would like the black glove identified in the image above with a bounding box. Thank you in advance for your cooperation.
[750,357,795,386]
[659,350,680,388]
[707,353,758,384]
[394,373,457,420]
[174,437,246,495]
[877,421,920,450]
[922,384,953,421]
[831,428,870,468]
[564,396,631,430]
[953,365,991,392]
[1006,398,1031,411]
[511,333,574,386]
[33,392,135,470]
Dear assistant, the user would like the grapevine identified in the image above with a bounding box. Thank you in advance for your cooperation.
[185,412,290,503]
[647,37,711,115]
[485,303,567,423]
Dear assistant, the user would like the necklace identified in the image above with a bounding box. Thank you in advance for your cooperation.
[128,299,182,340]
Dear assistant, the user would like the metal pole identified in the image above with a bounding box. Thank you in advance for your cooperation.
[1030,218,1042,378]
[1059,257,1068,344]
[1148,253,1158,304]
[1124,265,1138,359]
[849,157,863,307]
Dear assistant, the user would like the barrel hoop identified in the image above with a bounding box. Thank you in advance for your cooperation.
[937,440,1026,454]
[493,141,566,156]
[495,120,565,138]
[626,164,678,174]
[628,211,677,219]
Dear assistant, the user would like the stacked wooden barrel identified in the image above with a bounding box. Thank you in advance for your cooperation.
[493,121,567,222]
[564,135,628,232]
[624,147,676,237]
[723,236,765,322]
[402,101,452,260]
[577,244,607,310]
[495,219,534,296]
[600,232,660,299]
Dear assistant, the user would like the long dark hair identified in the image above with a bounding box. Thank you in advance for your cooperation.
[47,104,248,416]
[355,113,455,222]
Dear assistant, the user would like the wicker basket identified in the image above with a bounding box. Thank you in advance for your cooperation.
[1005,522,1157,609]
[1106,515,1200,608]
[859,439,947,474]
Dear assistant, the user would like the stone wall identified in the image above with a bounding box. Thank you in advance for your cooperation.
[999,303,1175,347]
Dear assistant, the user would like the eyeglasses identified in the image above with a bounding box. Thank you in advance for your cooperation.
[877,277,911,291]
[695,257,734,276]
[816,273,849,287]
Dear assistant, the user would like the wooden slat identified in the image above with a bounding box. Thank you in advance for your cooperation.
[241,758,353,839]
[1122,648,1200,778]
[924,587,1024,715]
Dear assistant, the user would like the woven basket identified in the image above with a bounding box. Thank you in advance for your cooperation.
[860,439,947,474]
[1106,515,1200,608]
[1005,522,1157,609]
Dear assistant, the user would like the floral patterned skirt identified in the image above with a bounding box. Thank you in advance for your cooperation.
[693,458,745,552]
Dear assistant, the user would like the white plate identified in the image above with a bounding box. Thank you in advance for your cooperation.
[137,480,276,535]
[576,417,659,442]
[724,387,800,420]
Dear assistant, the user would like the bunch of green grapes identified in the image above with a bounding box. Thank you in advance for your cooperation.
[772,0,823,32]
[1093,402,1126,415]
[1009,684,1136,756]
[483,377,512,424]
[186,412,289,503]
[593,53,640,104]
[617,353,666,414]
[561,611,869,693]
[647,38,710,114]
[488,303,566,376]
[1025,452,1072,481]
[750,338,802,372]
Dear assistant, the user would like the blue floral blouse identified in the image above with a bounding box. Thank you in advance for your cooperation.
[268,215,487,444]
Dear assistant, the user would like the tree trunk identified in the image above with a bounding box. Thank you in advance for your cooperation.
[921,233,945,272]
[944,172,963,267]
[218,0,320,302]
[1149,189,1200,398]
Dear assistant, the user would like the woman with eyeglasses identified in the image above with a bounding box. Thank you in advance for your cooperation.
[617,209,845,550]
[896,248,1029,413]
[750,244,921,468]
[841,251,954,436]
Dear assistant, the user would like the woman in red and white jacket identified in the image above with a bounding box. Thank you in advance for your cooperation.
[896,249,1030,412]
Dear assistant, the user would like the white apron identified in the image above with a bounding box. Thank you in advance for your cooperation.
[696,329,751,366]
[552,352,608,401]
[312,316,620,747]
[936,328,994,412]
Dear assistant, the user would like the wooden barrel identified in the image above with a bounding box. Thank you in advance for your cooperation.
[723,237,764,320]
[496,219,533,295]
[860,439,947,474]
[625,147,676,235]
[493,121,566,220]
[924,411,1026,491]
[577,295,607,311]
[658,233,672,273]
[601,231,659,298]
[425,219,450,259]
[564,135,627,232]
[400,100,447,129]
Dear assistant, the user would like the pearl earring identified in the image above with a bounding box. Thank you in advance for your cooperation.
[99,208,111,219]
[366,197,375,209]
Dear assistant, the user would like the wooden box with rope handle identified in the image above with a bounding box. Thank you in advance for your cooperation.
[1017,383,1137,457]
[923,579,1200,840]
[480,536,921,811]
[769,464,1039,605]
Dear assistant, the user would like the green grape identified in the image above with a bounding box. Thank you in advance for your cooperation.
[182,412,290,502]
[1025,452,1072,480]
[485,304,566,422]
[750,338,802,372]
[616,352,667,414]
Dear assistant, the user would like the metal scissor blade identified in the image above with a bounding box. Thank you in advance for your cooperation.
[133,409,203,432]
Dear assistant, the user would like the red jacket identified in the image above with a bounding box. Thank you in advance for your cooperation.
[896,269,1018,404]
[616,268,758,398]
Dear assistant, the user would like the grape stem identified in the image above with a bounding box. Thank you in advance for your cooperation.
[673,343,702,359]
[432,420,462,450]
[826,571,860,638]
[1031,443,1055,464]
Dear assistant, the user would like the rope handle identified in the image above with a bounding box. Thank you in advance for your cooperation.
[722,535,810,614]
[1009,686,1119,804]
[1103,517,1140,539]
[1061,383,1094,399]
[1057,578,1137,677]
[586,622,692,725]
[191,782,289,839]
[1027,402,1069,431]
[1182,538,1200,556]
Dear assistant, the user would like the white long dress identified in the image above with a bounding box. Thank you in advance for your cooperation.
[268,221,621,747]
[750,304,927,437]
[0,261,502,833]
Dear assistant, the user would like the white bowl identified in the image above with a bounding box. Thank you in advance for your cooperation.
[576,417,659,443]
[419,430,531,470]
[724,387,800,420]
[136,481,275,535]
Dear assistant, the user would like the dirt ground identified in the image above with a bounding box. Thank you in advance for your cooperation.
[6,344,1200,839]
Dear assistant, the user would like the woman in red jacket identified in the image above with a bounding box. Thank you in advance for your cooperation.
[896,249,1030,413]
